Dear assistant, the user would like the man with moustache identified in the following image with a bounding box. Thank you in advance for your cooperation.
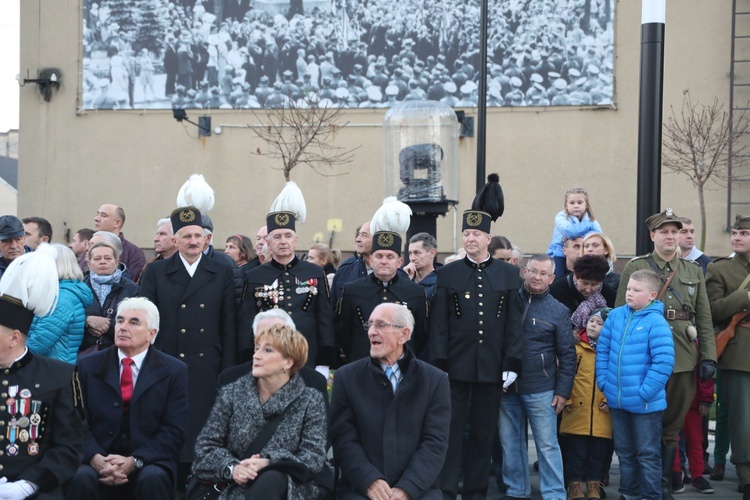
[0,215,31,281]
[139,205,237,492]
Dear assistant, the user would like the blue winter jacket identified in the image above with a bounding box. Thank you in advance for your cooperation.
[595,300,674,414]
[28,279,94,364]
[547,211,602,257]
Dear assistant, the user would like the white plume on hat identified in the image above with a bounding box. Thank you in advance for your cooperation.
[0,248,59,317]
[270,181,307,224]
[176,174,215,213]
[371,196,412,234]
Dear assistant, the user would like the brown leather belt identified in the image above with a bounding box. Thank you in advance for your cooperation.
[666,309,692,321]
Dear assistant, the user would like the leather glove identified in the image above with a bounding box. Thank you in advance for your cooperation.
[502,371,518,389]
[698,360,717,382]
[0,480,37,500]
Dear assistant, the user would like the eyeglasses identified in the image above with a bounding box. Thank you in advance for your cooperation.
[525,268,551,279]
[364,321,404,330]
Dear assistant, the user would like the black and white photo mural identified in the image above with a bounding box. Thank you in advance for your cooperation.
[80,0,614,110]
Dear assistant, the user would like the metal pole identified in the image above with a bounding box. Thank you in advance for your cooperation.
[636,0,666,255]
[475,0,489,192]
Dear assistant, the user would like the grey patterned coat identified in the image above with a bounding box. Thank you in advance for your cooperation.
[192,372,328,499]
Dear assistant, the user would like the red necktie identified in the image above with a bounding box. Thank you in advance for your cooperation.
[121,358,134,406]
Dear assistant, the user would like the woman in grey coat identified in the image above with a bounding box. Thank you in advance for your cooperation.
[192,324,328,499]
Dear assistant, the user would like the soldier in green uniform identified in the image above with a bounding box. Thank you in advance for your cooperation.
[615,209,717,499]
[705,214,750,499]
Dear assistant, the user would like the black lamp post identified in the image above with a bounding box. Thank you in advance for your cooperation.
[636,0,666,255]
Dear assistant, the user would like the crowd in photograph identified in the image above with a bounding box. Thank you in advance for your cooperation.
[81,0,615,110]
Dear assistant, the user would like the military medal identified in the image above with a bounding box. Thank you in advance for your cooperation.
[19,429,29,443]
[17,416,29,428]
[19,388,32,415]
[6,418,18,456]
[30,413,41,426]
[27,442,39,456]
[7,386,18,414]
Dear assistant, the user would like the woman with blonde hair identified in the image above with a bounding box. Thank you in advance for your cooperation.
[80,241,140,354]
[192,324,328,499]
[27,243,94,363]
[307,242,341,275]
[580,232,620,292]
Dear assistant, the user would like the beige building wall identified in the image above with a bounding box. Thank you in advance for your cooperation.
[0,182,17,216]
[18,0,738,258]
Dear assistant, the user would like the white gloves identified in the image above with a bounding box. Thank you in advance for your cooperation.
[502,371,518,389]
[0,479,38,500]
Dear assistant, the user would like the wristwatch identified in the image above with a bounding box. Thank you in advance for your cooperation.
[226,464,236,481]
[133,457,144,470]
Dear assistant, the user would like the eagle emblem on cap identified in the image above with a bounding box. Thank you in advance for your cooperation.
[665,208,674,218]
[377,232,395,248]
[179,209,196,223]
[275,213,290,227]
[467,212,483,227]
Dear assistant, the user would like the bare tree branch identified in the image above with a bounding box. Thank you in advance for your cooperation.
[662,89,750,248]
[248,94,360,182]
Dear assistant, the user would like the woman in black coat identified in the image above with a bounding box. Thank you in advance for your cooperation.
[80,242,140,353]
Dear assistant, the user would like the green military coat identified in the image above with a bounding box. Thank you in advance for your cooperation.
[705,254,750,371]
[616,252,716,373]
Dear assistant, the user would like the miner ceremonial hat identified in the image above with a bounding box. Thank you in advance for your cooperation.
[369,197,412,256]
[371,231,402,255]
[733,214,750,230]
[462,174,504,233]
[645,208,683,231]
[0,249,59,335]
[170,206,202,234]
[266,182,306,233]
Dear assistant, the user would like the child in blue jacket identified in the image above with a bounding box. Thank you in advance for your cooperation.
[596,269,674,500]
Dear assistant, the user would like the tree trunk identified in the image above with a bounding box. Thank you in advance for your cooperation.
[699,184,707,251]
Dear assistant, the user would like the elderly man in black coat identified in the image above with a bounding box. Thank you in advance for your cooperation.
[139,206,237,490]
[330,303,450,499]
[67,297,188,500]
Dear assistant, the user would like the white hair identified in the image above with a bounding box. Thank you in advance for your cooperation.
[117,297,160,342]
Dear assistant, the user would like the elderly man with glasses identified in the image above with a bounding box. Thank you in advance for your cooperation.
[335,229,428,363]
[330,303,450,500]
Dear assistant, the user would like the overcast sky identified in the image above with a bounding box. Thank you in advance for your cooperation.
[0,1,20,132]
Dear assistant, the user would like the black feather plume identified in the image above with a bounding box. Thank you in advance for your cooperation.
[471,173,504,221]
